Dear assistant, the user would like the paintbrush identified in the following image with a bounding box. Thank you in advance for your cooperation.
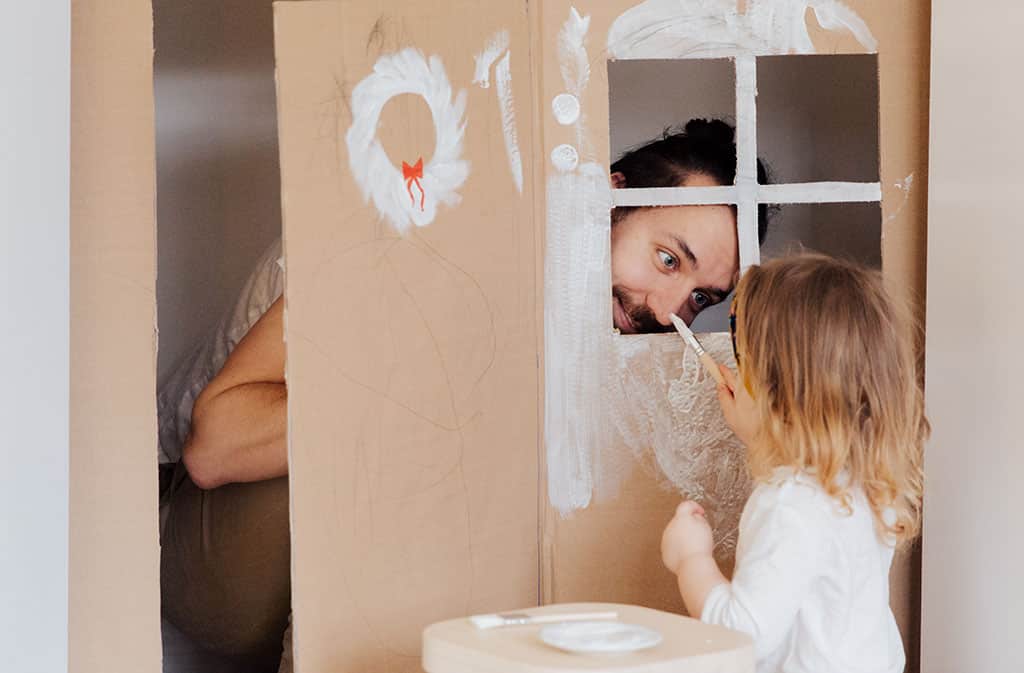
[669,313,727,388]
[469,610,619,630]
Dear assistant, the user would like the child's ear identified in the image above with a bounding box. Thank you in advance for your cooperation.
[610,172,626,189]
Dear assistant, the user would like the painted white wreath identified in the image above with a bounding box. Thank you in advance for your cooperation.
[346,48,469,235]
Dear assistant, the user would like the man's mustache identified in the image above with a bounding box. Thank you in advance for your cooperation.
[612,287,673,334]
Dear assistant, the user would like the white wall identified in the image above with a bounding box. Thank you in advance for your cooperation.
[0,3,70,672]
[922,2,1024,671]
[153,0,281,384]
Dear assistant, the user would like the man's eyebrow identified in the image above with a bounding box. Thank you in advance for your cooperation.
[672,235,698,269]
[671,236,730,302]
[705,286,731,303]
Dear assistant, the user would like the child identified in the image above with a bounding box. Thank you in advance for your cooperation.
[660,254,927,673]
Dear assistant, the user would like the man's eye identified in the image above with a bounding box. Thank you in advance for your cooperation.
[658,250,678,270]
[691,290,711,309]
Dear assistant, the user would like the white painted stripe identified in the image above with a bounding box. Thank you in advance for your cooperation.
[735,55,760,270]
[494,51,524,194]
[758,181,882,203]
[472,30,509,88]
[611,182,883,208]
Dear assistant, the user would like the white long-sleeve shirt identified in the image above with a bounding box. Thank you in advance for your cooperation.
[701,468,904,673]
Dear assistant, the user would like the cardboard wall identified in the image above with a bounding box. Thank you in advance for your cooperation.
[273,2,540,670]
[63,1,929,671]
[922,1,1024,670]
[273,1,930,670]
[69,1,162,672]
[538,4,930,673]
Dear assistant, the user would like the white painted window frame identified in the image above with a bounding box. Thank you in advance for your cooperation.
[610,55,882,274]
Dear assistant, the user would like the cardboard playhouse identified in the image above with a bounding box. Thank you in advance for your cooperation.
[70,1,930,671]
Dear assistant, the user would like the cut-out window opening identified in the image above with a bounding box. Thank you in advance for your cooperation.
[608,54,881,333]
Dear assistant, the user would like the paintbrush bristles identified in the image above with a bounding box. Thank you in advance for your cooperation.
[669,313,706,356]
[670,313,726,386]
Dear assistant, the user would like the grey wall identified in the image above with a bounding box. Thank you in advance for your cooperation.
[608,55,880,332]
[154,0,282,385]
[153,5,284,671]
[1,4,70,670]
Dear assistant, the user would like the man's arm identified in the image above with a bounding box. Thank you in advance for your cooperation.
[182,296,287,489]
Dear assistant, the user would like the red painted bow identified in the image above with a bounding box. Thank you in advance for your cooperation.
[402,158,425,211]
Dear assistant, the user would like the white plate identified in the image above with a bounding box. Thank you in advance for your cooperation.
[538,621,663,654]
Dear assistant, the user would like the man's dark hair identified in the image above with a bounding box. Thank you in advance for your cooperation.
[610,118,774,245]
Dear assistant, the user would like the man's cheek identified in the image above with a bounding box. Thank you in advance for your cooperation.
[616,263,656,294]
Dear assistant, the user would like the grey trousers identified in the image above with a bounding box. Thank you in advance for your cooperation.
[160,461,292,673]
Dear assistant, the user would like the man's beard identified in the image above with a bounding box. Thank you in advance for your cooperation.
[612,286,673,334]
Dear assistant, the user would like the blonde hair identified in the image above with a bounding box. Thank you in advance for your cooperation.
[734,254,928,546]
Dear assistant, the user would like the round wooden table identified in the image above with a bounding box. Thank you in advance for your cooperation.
[422,602,753,673]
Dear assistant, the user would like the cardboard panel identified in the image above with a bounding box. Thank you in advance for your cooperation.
[537,3,929,671]
[275,1,928,670]
[273,2,539,670]
[69,1,162,672]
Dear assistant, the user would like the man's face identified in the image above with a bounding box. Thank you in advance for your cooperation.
[611,173,738,333]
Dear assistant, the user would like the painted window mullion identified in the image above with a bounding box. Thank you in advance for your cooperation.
[613,182,883,207]
[735,54,760,271]
[758,182,882,204]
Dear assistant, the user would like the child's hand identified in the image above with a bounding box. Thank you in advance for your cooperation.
[716,364,761,448]
[661,500,714,574]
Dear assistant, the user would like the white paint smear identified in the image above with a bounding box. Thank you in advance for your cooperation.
[607,0,877,59]
[558,7,591,96]
[604,333,751,558]
[473,31,509,88]
[474,32,524,194]
[545,6,602,514]
[545,162,612,513]
[552,93,581,126]
[551,144,580,172]
[494,52,524,194]
[884,173,914,226]
[559,6,592,157]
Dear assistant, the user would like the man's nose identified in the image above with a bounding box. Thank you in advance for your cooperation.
[649,283,694,326]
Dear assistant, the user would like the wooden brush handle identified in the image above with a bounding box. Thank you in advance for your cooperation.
[699,352,726,387]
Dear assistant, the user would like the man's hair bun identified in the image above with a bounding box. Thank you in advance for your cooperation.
[681,118,736,147]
